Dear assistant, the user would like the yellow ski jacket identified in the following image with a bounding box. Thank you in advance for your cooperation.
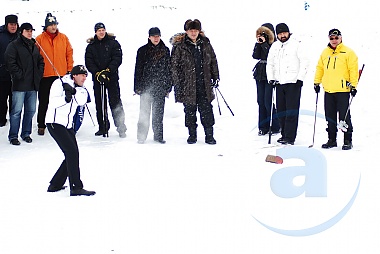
[314,42,358,93]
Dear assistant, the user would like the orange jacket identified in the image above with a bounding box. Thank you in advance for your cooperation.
[36,30,74,77]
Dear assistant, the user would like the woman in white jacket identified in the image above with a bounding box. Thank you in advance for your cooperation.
[266,23,309,145]
[45,65,95,196]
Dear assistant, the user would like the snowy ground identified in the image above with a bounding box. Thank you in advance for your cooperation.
[0,0,379,253]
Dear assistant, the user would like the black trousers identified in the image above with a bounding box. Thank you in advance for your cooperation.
[93,80,126,133]
[0,80,12,125]
[37,76,58,128]
[183,90,215,129]
[275,83,302,142]
[47,124,83,190]
[324,92,353,140]
[256,79,280,132]
[137,93,165,141]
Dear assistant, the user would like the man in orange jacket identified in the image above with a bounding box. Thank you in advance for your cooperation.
[36,13,74,135]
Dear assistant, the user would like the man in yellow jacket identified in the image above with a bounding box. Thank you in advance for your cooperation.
[314,28,359,150]
[35,13,74,135]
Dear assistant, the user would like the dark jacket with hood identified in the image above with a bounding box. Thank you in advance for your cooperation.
[134,39,172,97]
[85,33,122,82]
[0,24,19,82]
[4,35,44,91]
[252,23,276,81]
[170,32,219,105]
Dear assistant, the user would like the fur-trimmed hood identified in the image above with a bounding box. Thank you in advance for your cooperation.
[169,31,206,46]
[86,32,115,44]
[256,26,275,44]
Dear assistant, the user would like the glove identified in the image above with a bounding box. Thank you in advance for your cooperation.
[96,69,110,84]
[350,87,357,97]
[263,33,269,42]
[296,80,303,86]
[314,83,320,93]
[211,79,219,88]
[62,83,76,103]
[269,80,278,87]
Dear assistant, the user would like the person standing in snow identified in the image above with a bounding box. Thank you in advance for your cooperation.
[314,28,359,150]
[266,23,309,145]
[4,23,45,145]
[252,23,280,136]
[45,65,95,196]
[134,27,172,144]
[85,22,127,138]
[35,13,74,136]
[0,14,19,128]
[170,19,220,145]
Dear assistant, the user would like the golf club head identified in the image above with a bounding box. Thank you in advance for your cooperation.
[337,120,348,132]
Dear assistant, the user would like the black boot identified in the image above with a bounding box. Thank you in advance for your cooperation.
[205,127,216,145]
[342,133,353,150]
[187,127,197,144]
[321,139,337,149]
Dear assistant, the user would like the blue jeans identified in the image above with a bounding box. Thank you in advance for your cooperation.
[8,91,37,140]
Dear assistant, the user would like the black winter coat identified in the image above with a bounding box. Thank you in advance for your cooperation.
[170,32,219,105]
[252,41,271,81]
[134,39,172,97]
[4,35,44,91]
[85,33,122,82]
[0,25,19,82]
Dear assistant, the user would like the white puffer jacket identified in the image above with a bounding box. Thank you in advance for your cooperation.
[45,74,88,129]
[266,35,309,84]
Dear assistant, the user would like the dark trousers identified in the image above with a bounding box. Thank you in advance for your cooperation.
[256,79,280,132]
[324,92,353,140]
[184,91,215,129]
[276,83,302,141]
[137,93,165,141]
[0,80,12,125]
[37,76,58,128]
[47,124,83,190]
[93,80,126,133]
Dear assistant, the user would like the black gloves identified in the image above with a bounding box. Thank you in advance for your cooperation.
[269,80,279,88]
[314,83,320,93]
[96,68,110,84]
[211,79,219,88]
[63,83,76,103]
[296,80,303,86]
[350,87,357,97]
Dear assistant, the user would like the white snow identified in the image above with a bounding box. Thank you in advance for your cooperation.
[0,0,378,253]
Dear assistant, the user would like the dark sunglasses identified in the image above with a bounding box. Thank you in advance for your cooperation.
[329,36,340,40]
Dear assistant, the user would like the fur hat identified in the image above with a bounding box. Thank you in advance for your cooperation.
[70,65,88,77]
[256,25,275,44]
[149,27,161,36]
[275,23,290,35]
[94,22,105,32]
[329,28,341,36]
[184,19,201,31]
[5,14,18,25]
[45,13,58,28]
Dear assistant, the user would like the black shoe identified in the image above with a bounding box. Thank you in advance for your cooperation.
[205,136,217,145]
[23,136,32,143]
[10,139,20,145]
[154,138,166,144]
[278,138,294,145]
[321,139,337,149]
[70,188,96,196]
[258,130,268,136]
[342,140,353,150]
[187,135,197,144]
[47,185,67,192]
[95,130,105,136]
[38,128,45,136]
[0,120,6,127]
[277,137,285,143]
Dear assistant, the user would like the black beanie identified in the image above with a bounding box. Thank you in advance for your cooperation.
[94,22,106,32]
[70,65,88,77]
[45,13,58,28]
[149,27,161,36]
[276,23,290,35]
[5,14,18,25]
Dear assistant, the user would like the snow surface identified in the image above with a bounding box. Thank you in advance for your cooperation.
[0,0,379,253]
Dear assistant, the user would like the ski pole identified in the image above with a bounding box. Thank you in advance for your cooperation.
[214,87,222,115]
[308,92,319,148]
[268,88,275,144]
[215,87,234,116]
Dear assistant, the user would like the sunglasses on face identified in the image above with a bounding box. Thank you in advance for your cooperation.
[329,36,340,41]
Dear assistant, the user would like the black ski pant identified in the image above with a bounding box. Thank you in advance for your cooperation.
[37,76,58,129]
[0,80,12,125]
[47,123,83,190]
[137,93,165,141]
[93,80,126,133]
[183,92,215,130]
[324,92,353,141]
[275,82,302,142]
